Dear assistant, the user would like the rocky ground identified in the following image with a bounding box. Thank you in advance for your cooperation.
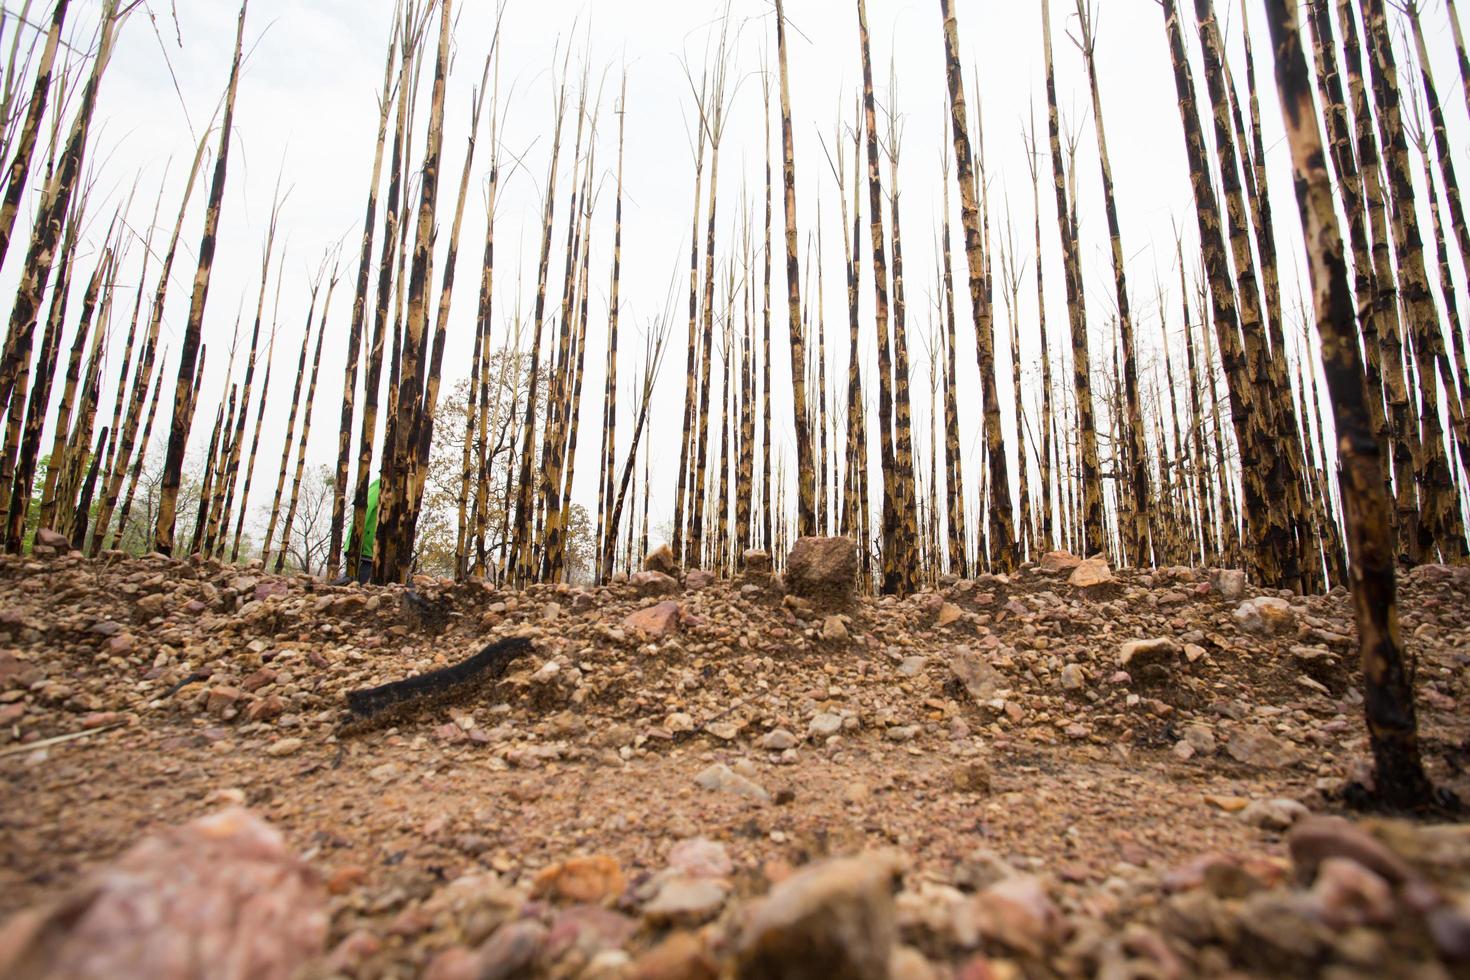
[1,538,1469,979]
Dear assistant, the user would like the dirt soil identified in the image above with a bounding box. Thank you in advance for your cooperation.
[2,546,1469,978]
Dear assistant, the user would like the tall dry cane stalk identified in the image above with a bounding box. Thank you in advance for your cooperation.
[36,246,109,532]
[0,0,121,529]
[508,70,568,583]
[276,270,339,573]
[0,0,66,281]
[937,136,967,571]
[331,3,402,574]
[941,0,1016,570]
[155,0,247,555]
[348,4,423,581]
[3,184,87,551]
[1037,0,1100,559]
[1261,0,1433,809]
[261,277,323,569]
[855,0,903,593]
[1360,0,1466,561]
[774,0,815,538]
[1075,0,1150,567]
[375,0,454,584]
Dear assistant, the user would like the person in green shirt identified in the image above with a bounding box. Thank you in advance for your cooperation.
[335,479,380,584]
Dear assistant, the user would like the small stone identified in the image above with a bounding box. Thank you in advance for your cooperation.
[643,877,729,926]
[472,920,546,979]
[1204,794,1250,813]
[885,725,919,742]
[970,874,1061,958]
[685,569,716,590]
[822,615,849,641]
[532,855,626,904]
[1225,726,1294,768]
[1309,857,1395,928]
[694,763,771,804]
[735,852,903,980]
[950,648,1001,702]
[1182,725,1216,755]
[666,712,696,733]
[1172,740,1196,761]
[809,713,843,738]
[936,603,964,627]
[1233,596,1296,635]
[1117,638,1181,668]
[667,838,733,879]
[632,931,717,980]
[1288,816,1416,886]
[761,729,798,751]
[265,737,303,757]
[1238,798,1309,831]
[1059,664,1086,690]
[1068,557,1114,588]
[245,696,285,724]
[624,601,682,639]
[951,760,992,794]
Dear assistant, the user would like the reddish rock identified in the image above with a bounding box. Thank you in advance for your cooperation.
[205,686,243,716]
[105,634,134,655]
[0,807,326,980]
[643,544,678,576]
[624,602,682,639]
[544,905,637,962]
[633,931,718,980]
[684,569,716,590]
[254,580,289,602]
[244,695,285,723]
[1038,551,1081,574]
[34,528,70,550]
[631,571,679,597]
[969,875,1063,958]
[1068,557,1114,588]
[532,855,626,904]
[736,852,902,979]
[741,549,773,576]
[1289,817,1416,887]
[241,668,278,692]
[785,537,858,604]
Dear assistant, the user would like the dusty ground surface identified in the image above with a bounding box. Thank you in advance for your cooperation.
[2,544,1469,978]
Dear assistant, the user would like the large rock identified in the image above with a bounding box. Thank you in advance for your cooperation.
[0,807,326,980]
[742,549,773,577]
[1068,557,1114,588]
[735,853,903,979]
[1233,596,1296,635]
[631,571,680,598]
[1038,551,1082,575]
[643,545,678,576]
[33,528,69,551]
[1211,568,1248,600]
[785,537,858,603]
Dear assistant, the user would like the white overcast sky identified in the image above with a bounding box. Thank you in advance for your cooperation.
[27,0,1470,546]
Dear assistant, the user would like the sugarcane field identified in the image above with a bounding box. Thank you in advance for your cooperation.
[3,0,1470,976]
